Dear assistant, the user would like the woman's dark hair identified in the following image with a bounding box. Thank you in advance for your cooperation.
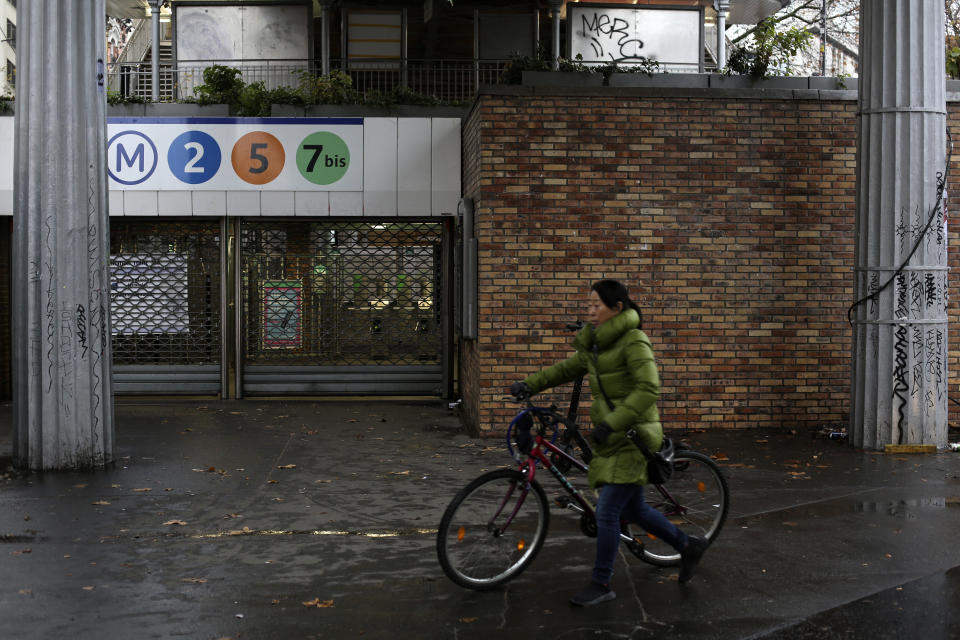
[592,279,642,328]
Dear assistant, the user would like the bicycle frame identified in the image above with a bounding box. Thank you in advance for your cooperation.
[506,405,687,543]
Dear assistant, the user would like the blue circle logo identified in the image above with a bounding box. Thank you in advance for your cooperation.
[167,131,222,184]
[107,131,158,186]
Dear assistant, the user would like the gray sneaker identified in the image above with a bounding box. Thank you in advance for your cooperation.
[570,581,616,606]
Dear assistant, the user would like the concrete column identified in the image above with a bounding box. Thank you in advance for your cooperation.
[851,2,947,450]
[12,0,114,469]
[149,0,161,102]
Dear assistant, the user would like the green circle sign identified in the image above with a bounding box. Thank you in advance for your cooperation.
[296,132,350,185]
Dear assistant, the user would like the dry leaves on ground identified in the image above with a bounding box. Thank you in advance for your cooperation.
[302,598,334,608]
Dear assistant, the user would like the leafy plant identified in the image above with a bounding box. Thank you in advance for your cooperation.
[948,46,960,80]
[106,90,147,106]
[0,95,12,113]
[500,47,552,84]
[192,64,245,106]
[725,16,813,79]
[501,48,660,84]
[298,69,359,105]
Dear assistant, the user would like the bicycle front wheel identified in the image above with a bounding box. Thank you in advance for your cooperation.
[628,450,729,567]
[437,469,550,590]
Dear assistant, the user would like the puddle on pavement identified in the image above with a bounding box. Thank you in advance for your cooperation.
[854,497,960,518]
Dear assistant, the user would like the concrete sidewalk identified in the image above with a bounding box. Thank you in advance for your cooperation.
[2,399,960,639]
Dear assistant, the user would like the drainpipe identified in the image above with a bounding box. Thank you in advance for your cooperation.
[714,0,729,69]
[547,0,562,70]
[148,0,161,101]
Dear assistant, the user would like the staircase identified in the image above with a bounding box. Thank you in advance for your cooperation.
[113,18,175,101]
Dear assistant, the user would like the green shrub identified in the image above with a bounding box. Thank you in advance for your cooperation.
[725,17,812,79]
[192,64,244,106]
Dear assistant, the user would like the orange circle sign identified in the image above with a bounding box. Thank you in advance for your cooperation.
[231,131,285,185]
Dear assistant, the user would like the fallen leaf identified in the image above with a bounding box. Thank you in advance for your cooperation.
[302,598,334,608]
[224,513,242,519]
[133,488,152,493]
[460,617,479,623]
[10,549,31,556]
[712,453,730,461]
[782,522,798,527]
[18,589,31,595]
[271,599,280,605]
[82,586,95,591]
[229,527,254,536]
[73,483,88,489]
[390,470,411,476]
[92,501,110,506]
[163,520,187,526]
[755,439,769,445]
[267,480,278,484]
[181,577,208,584]
[277,464,297,470]
[314,480,332,484]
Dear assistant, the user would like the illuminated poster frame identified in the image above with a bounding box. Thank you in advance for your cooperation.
[262,280,303,349]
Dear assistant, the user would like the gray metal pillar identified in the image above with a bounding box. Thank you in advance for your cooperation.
[548,0,562,70]
[149,0,161,102]
[851,2,947,450]
[12,0,114,470]
[715,0,729,69]
[319,0,332,75]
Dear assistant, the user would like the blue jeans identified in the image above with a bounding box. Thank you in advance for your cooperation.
[592,483,689,585]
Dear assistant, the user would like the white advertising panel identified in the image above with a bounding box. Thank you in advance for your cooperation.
[107,117,364,191]
[568,4,702,67]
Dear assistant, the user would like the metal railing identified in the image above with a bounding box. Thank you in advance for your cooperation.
[106,58,513,104]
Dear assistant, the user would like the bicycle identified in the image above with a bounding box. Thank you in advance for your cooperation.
[436,397,730,591]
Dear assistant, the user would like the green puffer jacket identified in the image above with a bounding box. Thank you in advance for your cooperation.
[523,309,662,488]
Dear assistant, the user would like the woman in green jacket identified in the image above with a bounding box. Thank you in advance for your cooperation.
[511,280,708,607]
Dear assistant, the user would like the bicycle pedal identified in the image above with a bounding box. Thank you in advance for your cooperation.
[554,495,574,508]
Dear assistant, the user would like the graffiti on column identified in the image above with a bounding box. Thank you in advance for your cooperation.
[911,325,924,397]
[87,177,107,432]
[868,272,880,317]
[909,272,924,316]
[892,273,909,441]
[44,216,57,393]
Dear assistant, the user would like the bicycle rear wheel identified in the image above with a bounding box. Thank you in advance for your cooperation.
[625,450,729,567]
[437,469,550,590]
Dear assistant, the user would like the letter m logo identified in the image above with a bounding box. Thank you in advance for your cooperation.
[116,143,145,172]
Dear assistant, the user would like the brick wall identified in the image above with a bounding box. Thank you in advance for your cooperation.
[460,87,960,436]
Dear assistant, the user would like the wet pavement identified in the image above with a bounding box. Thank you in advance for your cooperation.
[2,399,960,639]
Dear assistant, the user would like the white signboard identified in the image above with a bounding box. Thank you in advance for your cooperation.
[107,117,363,191]
[567,4,702,68]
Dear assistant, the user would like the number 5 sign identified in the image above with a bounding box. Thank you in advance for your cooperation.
[107,117,363,191]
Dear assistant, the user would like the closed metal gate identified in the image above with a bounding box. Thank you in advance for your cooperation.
[110,220,223,394]
[238,220,447,395]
